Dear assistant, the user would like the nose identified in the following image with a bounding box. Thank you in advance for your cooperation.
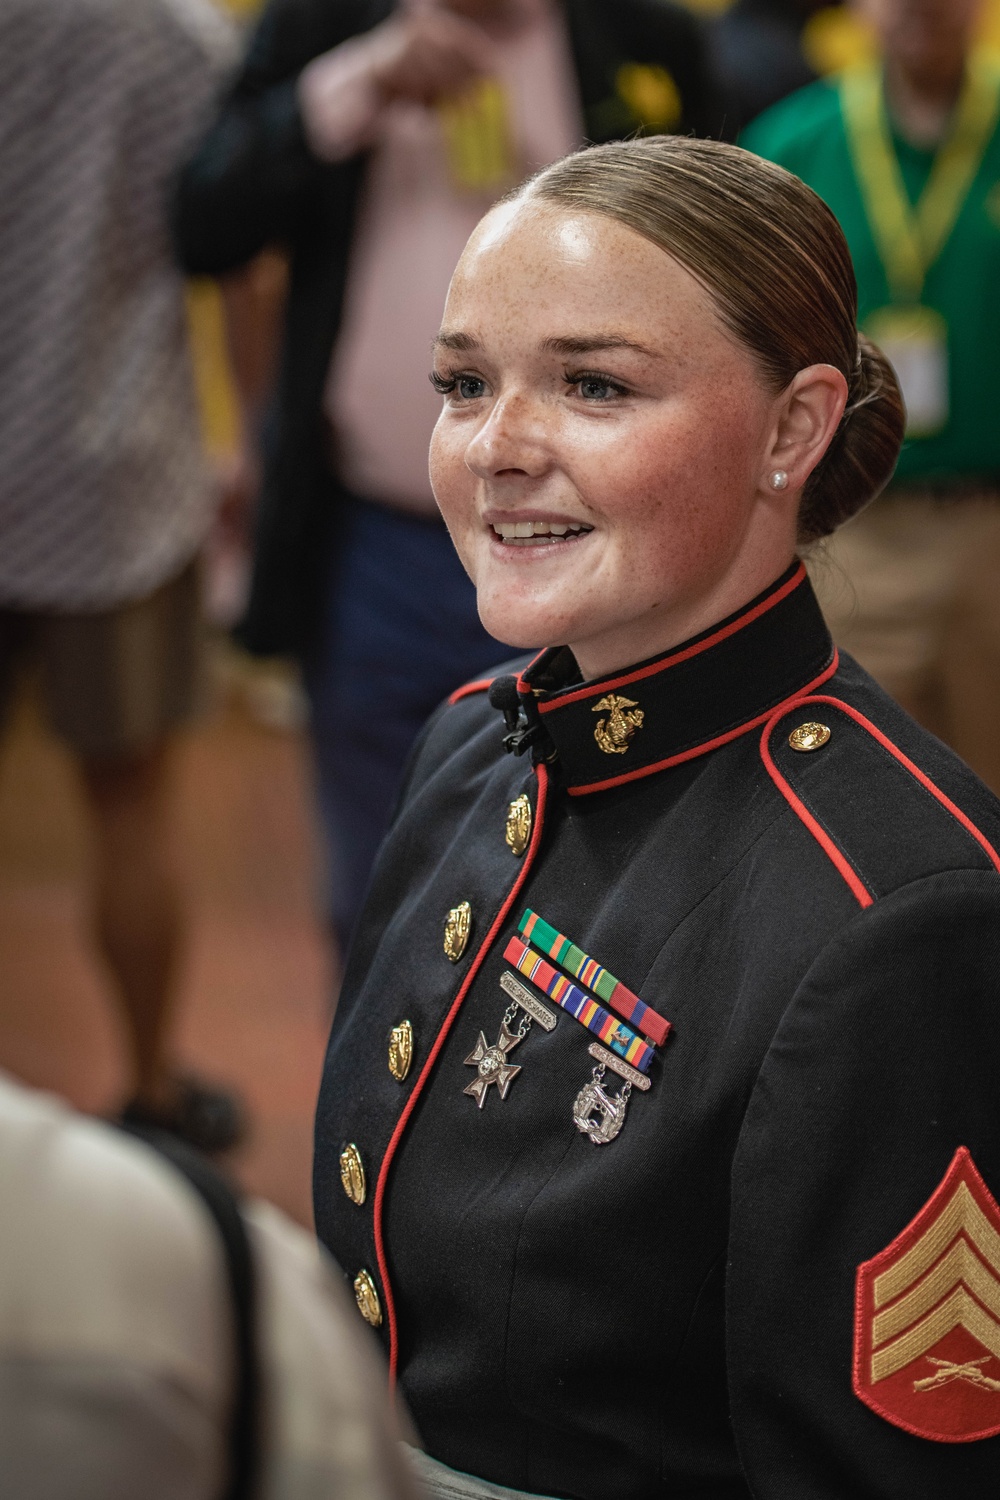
[464,392,550,481]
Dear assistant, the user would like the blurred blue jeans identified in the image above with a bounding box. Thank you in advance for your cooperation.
[306,496,506,954]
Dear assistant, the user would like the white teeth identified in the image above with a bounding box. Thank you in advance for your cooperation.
[491,519,592,541]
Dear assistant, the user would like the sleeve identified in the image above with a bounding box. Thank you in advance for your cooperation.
[727,869,1000,1493]
[0,1097,231,1500]
[173,0,378,274]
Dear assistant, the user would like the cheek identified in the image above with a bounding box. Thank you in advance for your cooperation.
[584,396,756,526]
[429,420,471,518]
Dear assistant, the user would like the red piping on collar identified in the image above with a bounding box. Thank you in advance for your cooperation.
[539,562,807,714]
[448,677,495,705]
[515,649,548,696]
[760,693,873,908]
[372,762,550,1384]
[566,650,838,797]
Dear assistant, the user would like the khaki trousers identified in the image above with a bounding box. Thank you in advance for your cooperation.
[807,488,1000,792]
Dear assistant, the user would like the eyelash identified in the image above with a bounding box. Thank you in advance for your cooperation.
[430,369,630,400]
[564,369,629,400]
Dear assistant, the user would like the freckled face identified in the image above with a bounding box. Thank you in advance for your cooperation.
[429,200,796,678]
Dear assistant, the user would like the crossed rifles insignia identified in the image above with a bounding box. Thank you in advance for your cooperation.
[853,1147,1000,1442]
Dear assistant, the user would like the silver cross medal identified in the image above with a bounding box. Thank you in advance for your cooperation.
[463,1023,523,1108]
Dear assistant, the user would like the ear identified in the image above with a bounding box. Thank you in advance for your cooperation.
[762,363,848,494]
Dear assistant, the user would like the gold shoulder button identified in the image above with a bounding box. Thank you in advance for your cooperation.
[388,1020,414,1081]
[444,901,472,961]
[353,1269,382,1327]
[789,721,831,753]
[505,793,532,855]
[339,1143,366,1205]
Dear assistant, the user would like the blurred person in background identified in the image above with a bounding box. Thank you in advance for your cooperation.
[712,0,841,137]
[175,0,722,956]
[0,1068,419,1500]
[742,0,1000,784]
[0,0,243,1149]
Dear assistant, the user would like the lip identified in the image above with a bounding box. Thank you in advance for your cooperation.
[482,508,594,529]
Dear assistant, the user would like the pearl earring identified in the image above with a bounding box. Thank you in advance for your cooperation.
[770,470,789,491]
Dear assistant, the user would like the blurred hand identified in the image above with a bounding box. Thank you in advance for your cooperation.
[364,8,494,107]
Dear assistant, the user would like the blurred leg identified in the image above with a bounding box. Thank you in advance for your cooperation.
[77,741,181,1109]
[808,490,969,733]
[308,497,507,955]
[939,509,1000,793]
[808,491,1000,763]
[36,563,240,1145]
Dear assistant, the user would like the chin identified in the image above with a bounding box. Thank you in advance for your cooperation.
[476,598,562,652]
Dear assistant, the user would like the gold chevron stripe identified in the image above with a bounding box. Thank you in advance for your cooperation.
[873,1238,1000,1345]
[872,1285,1000,1383]
[874,1183,1000,1307]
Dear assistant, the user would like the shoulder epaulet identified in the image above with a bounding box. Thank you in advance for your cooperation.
[760,693,1000,908]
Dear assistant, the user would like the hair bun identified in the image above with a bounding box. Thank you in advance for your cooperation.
[798,333,905,543]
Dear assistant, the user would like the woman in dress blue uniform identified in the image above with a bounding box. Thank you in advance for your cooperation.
[314,137,1000,1497]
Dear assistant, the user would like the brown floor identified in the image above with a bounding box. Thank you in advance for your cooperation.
[0,680,335,1227]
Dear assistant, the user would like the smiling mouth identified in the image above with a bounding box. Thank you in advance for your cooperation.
[490,520,594,547]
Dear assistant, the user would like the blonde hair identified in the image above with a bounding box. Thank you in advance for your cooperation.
[521,137,904,542]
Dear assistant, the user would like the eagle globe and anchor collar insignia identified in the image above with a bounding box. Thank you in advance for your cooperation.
[592,694,644,755]
[854,1147,1000,1442]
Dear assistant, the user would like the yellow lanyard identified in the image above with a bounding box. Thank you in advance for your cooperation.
[840,53,1000,304]
[438,78,515,194]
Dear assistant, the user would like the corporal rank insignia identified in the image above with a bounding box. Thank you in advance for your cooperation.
[853,1147,1000,1442]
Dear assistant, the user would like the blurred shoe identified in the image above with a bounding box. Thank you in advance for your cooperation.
[121,1074,247,1156]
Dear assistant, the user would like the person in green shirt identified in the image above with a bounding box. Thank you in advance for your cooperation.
[742,0,1000,783]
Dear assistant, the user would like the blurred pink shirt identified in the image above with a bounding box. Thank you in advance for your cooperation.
[300,0,582,514]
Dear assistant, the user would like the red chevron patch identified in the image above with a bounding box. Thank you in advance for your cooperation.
[854,1148,1000,1442]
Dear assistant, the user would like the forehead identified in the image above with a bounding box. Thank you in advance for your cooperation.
[442,198,725,348]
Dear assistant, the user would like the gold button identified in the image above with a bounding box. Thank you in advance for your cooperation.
[339,1143,366,1205]
[353,1269,382,1327]
[388,1019,414,1081]
[444,900,472,962]
[788,721,832,753]
[505,793,532,856]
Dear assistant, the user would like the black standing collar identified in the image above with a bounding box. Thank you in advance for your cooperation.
[515,562,836,795]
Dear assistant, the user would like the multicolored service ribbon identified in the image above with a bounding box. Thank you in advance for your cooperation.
[503,936,655,1074]
[517,910,671,1048]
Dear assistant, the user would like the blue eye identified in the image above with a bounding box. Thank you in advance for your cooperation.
[565,370,628,402]
[457,375,487,400]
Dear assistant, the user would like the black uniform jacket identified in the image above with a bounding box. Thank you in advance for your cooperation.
[315,562,1000,1498]
[173,0,721,657]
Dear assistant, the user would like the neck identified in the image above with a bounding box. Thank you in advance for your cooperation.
[883,52,967,148]
[570,548,798,682]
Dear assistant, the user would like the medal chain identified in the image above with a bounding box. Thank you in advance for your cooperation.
[591,1060,632,1107]
[502,999,533,1041]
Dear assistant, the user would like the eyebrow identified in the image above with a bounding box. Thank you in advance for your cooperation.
[434,331,481,351]
[433,331,662,358]
[541,334,662,359]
